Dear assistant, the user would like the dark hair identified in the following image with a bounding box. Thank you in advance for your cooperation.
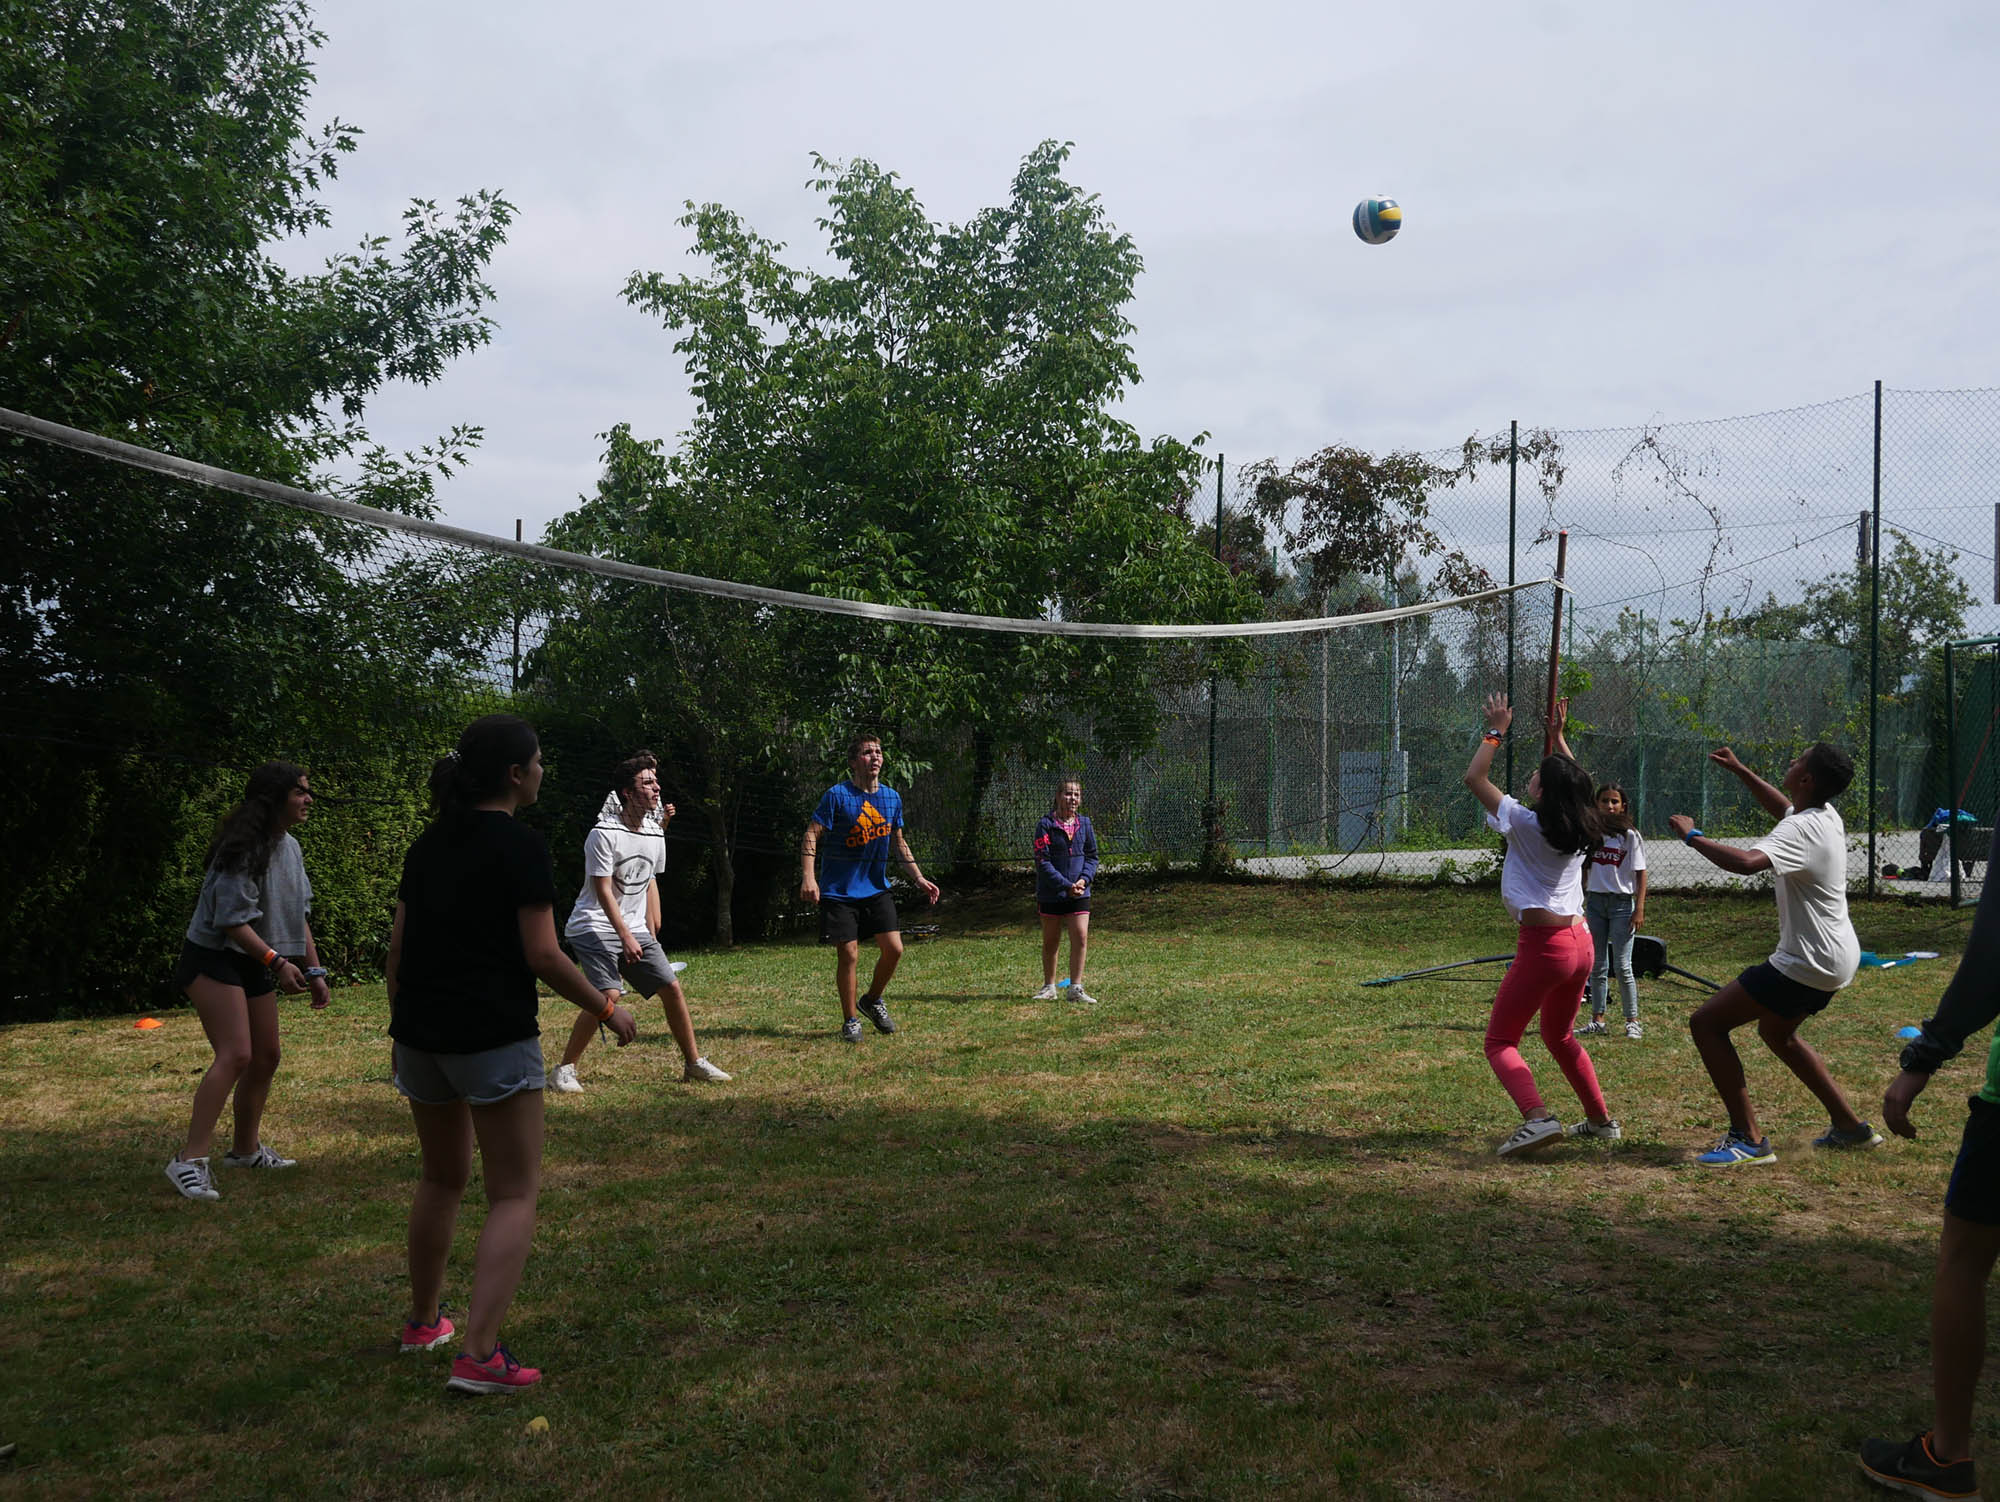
[1801,741,1855,801]
[428,715,540,823]
[847,730,883,761]
[611,749,659,803]
[1594,781,1632,836]
[206,761,307,878]
[1532,754,1603,856]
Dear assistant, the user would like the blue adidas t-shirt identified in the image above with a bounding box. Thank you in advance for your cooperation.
[812,781,903,900]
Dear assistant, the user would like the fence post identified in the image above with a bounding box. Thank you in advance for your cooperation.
[1947,640,1958,906]
[511,518,523,693]
[1507,420,1518,792]
[1868,380,1882,896]
[1204,457,1222,869]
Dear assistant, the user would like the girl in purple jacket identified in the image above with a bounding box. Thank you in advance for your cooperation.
[1033,778,1100,1004]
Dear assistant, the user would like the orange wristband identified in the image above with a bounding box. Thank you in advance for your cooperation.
[595,997,615,1023]
[261,948,278,967]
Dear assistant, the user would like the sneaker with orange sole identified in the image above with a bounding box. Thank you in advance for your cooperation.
[447,1344,541,1395]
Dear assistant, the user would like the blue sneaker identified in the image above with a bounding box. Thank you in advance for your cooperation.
[1696,1131,1777,1167]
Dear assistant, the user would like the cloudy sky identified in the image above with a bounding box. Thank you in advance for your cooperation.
[292,1,1999,550]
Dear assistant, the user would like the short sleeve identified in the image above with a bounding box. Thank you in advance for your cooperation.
[1754,813,1812,875]
[1628,829,1647,872]
[207,869,264,929]
[888,790,904,829]
[1485,794,1524,837]
[506,827,558,909]
[582,826,616,878]
[811,787,841,830]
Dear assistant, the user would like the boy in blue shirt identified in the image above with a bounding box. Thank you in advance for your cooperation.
[800,732,940,1041]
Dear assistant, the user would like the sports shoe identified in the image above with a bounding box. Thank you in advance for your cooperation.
[1696,1131,1777,1166]
[1497,1117,1565,1157]
[1567,1118,1624,1141]
[1859,1431,1978,1499]
[1816,1121,1886,1150]
[1031,982,1060,1001]
[399,1314,456,1352]
[840,1016,864,1043]
[223,1143,296,1169]
[551,1062,584,1093]
[1578,1017,1607,1036]
[683,1056,731,1083]
[165,1153,219,1202]
[858,995,896,1034]
[1624,1020,1644,1040]
[446,1344,541,1395]
[1070,987,1099,1006]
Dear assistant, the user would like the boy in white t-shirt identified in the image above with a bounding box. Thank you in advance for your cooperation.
[552,751,729,1091]
[1669,743,1879,1166]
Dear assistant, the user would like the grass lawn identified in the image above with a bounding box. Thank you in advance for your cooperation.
[0,879,1988,1499]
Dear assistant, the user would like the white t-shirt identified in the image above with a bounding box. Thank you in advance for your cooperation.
[1585,828,1647,897]
[1754,803,1860,990]
[1486,795,1587,923]
[564,818,666,945]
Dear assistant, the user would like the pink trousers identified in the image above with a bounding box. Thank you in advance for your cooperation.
[1483,922,1608,1120]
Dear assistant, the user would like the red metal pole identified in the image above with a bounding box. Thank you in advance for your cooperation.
[1543,529,1568,756]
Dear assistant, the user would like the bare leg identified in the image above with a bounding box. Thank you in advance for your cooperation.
[1065,911,1090,987]
[1757,1014,1865,1133]
[229,991,283,1155]
[463,1089,545,1360]
[560,992,616,1068]
[406,1096,474,1326]
[867,929,904,999]
[656,981,699,1063]
[835,941,861,1019]
[181,977,253,1160]
[1040,914,1062,986]
[1929,1210,2000,1461]
[1688,981,1767,1140]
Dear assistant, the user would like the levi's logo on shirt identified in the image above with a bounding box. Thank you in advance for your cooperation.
[1588,843,1628,869]
[845,799,889,850]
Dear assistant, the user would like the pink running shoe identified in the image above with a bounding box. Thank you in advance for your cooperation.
[399,1314,456,1352]
[446,1344,541,1395]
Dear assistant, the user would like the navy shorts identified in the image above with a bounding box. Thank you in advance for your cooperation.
[820,892,899,944]
[1947,1095,2000,1227]
[1737,961,1837,1022]
[173,940,276,1000]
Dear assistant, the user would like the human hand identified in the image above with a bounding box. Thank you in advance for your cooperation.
[620,930,644,966]
[274,960,305,994]
[1070,879,1087,898]
[309,975,332,1011]
[1483,693,1512,735]
[660,802,675,824]
[1667,814,1695,841]
[605,1004,637,1046]
[800,877,820,905]
[1884,1068,1930,1139]
[1553,696,1570,730]
[1632,910,1645,933]
[1709,747,1745,774]
[919,879,941,907]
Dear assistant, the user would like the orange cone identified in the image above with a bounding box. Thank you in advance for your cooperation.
[135,1017,163,1030]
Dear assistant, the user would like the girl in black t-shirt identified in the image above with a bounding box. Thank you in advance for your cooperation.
[386,715,635,1395]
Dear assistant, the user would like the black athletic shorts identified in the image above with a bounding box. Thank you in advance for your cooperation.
[173,940,277,999]
[1737,961,1837,1021]
[820,891,900,945]
[1947,1095,2000,1226]
[1038,895,1091,917]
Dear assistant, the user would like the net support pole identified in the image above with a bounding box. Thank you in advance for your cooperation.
[1947,639,1959,907]
[1543,530,1568,756]
[1868,379,1883,896]
[511,518,523,693]
[1507,420,1518,790]
[1205,456,1221,860]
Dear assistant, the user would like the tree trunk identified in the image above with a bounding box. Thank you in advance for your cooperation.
[952,727,996,879]
[702,761,735,947]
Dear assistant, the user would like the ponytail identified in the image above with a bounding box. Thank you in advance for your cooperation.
[428,715,540,825]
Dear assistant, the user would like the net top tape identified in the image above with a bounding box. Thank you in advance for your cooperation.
[0,406,1555,639]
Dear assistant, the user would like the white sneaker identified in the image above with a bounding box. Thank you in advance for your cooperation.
[551,1063,584,1093]
[166,1153,219,1201]
[669,962,687,980]
[1496,1117,1565,1157]
[1566,1118,1623,1141]
[223,1143,296,1169]
[1070,987,1099,1005]
[1031,983,1060,1001]
[1578,1018,1607,1036]
[683,1056,731,1083]
[1625,1020,1643,1040]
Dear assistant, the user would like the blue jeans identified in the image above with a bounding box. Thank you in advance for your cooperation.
[1585,889,1638,1021]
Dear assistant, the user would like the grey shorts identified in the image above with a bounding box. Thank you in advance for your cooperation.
[569,931,680,997]
[393,1037,546,1106]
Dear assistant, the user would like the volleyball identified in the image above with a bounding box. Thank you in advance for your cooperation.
[1353,196,1402,245]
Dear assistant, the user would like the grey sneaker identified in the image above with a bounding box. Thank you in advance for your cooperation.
[1567,1118,1623,1141]
[1070,987,1099,1006]
[1624,1020,1643,1041]
[840,1016,864,1043]
[1814,1121,1884,1150]
[165,1153,219,1201]
[1031,982,1060,1001]
[550,1062,584,1093]
[1578,1018,1608,1036]
[223,1143,296,1169]
[683,1056,731,1083]
[858,995,896,1034]
[1497,1117,1565,1157]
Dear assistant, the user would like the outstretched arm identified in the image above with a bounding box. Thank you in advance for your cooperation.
[1550,697,1577,763]
[1462,693,1510,817]
[1712,747,1789,819]
[1666,813,1773,876]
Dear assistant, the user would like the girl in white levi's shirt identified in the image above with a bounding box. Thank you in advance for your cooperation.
[1464,694,1621,1157]
[1581,783,1648,1040]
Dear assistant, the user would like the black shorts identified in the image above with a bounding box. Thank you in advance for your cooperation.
[173,940,276,1000]
[820,891,900,945]
[1947,1095,2000,1226]
[1038,896,1091,917]
[1736,961,1837,1021]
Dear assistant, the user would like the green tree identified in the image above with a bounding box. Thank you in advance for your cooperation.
[597,142,1252,877]
[0,0,512,1009]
